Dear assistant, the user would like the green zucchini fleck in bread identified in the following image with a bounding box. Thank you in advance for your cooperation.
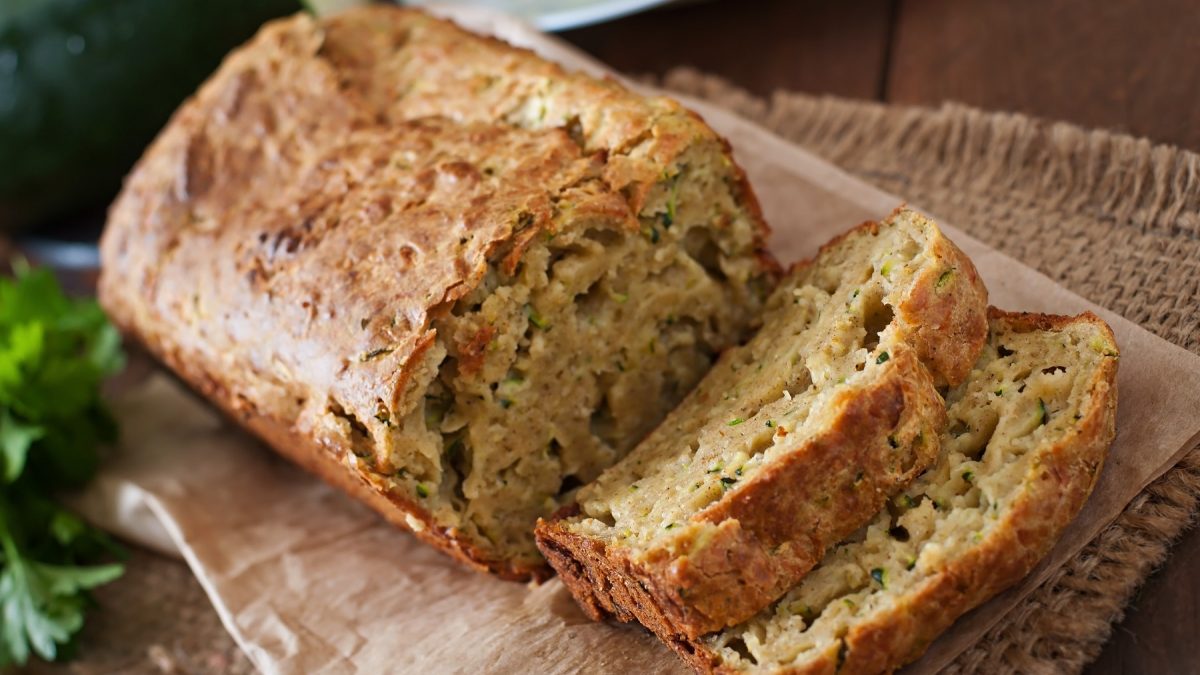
[679,309,1118,674]
[536,209,989,638]
[98,7,777,579]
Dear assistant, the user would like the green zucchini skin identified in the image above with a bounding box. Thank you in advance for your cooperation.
[0,0,300,232]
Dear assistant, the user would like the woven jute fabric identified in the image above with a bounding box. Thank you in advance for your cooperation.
[34,72,1200,674]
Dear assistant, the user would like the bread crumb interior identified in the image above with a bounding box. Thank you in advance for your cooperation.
[705,319,1116,671]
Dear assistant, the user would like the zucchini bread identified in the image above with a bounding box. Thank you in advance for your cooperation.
[536,209,989,638]
[97,7,776,579]
[682,309,1118,674]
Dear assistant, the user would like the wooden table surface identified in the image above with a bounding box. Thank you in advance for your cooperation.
[563,1,1200,673]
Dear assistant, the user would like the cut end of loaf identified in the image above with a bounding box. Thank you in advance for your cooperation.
[538,208,989,634]
[363,146,774,572]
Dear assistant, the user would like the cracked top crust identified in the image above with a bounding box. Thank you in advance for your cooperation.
[101,7,761,435]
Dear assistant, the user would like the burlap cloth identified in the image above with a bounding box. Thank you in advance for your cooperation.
[32,70,1200,674]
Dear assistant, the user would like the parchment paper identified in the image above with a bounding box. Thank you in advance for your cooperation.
[73,7,1200,674]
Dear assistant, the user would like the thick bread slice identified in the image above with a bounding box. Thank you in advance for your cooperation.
[683,309,1119,674]
[536,209,989,638]
[98,7,777,579]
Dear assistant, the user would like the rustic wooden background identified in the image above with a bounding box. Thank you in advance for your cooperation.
[564,0,1200,152]
[562,1,1200,673]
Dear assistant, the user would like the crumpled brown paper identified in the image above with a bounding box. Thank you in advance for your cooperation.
[72,6,1200,674]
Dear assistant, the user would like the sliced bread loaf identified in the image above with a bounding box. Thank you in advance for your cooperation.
[98,7,776,579]
[536,208,989,638]
[683,309,1118,674]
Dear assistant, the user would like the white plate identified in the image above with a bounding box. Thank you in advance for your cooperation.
[407,0,677,31]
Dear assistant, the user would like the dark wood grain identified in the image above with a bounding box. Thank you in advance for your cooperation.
[1090,521,1200,674]
[886,0,1200,150]
[560,0,895,99]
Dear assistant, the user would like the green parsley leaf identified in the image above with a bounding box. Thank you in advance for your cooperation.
[0,536,122,664]
[525,305,550,330]
[0,267,126,667]
[870,567,887,588]
[1,410,42,481]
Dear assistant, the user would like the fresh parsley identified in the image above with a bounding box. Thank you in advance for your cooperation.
[0,264,125,667]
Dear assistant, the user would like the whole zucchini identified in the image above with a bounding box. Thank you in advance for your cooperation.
[0,0,300,232]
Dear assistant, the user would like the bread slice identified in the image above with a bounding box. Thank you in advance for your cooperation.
[98,8,777,579]
[536,208,989,638]
[680,309,1118,674]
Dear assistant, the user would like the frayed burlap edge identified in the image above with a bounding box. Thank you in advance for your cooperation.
[663,70,1200,241]
[660,67,1200,674]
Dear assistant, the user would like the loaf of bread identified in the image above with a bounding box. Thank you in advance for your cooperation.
[678,309,1118,674]
[98,7,777,579]
[536,209,989,638]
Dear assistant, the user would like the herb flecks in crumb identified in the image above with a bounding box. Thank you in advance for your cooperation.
[876,351,890,364]
[0,266,126,667]
[870,567,887,588]
[525,305,550,330]
[360,346,394,361]
[936,269,955,289]
[662,176,680,228]
[727,417,744,427]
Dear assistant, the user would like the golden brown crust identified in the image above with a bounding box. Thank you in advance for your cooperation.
[98,7,773,580]
[788,209,987,389]
[314,6,773,252]
[536,349,946,638]
[899,229,989,389]
[883,207,988,389]
[685,309,1119,674]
